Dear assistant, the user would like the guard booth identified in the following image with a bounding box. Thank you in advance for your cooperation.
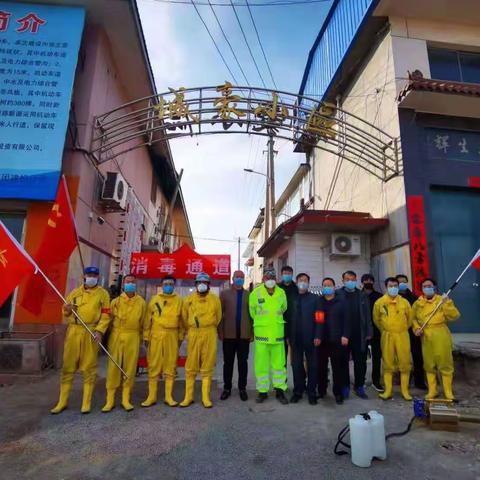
[129,244,231,371]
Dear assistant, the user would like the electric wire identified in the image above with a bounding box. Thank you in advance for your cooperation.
[190,0,240,84]
[207,0,251,86]
[245,0,278,89]
[228,0,267,88]
[149,0,332,6]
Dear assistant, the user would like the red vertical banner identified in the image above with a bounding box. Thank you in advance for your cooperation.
[407,195,430,296]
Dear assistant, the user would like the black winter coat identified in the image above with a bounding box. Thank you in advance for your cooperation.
[315,295,350,344]
[288,291,322,347]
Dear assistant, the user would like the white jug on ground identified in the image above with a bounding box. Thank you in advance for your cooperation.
[368,410,387,460]
[349,415,372,467]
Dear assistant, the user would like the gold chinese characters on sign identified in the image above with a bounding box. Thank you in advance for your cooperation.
[151,82,336,139]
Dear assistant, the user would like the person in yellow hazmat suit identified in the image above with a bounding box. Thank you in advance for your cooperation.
[412,278,460,401]
[180,272,222,408]
[141,275,183,408]
[373,277,413,401]
[50,266,111,414]
[99,274,146,412]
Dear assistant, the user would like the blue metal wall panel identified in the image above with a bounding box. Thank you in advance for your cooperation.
[301,0,376,101]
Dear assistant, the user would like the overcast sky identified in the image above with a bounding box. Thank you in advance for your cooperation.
[138,0,332,268]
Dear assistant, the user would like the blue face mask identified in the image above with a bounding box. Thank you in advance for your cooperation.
[387,286,399,297]
[322,286,335,296]
[423,287,435,298]
[163,285,174,295]
[282,274,293,284]
[344,280,356,291]
[233,277,245,287]
[124,283,136,294]
[399,282,408,292]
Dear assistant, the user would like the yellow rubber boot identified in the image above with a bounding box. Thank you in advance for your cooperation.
[379,372,393,400]
[425,372,438,400]
[50,383,72,414]
[122,386,134,412]
[179,375,195,408]
[442,374,455,401]
[201,377,213,408]
[141,379,158,407]
[400,373,412,401]
[102,389,116,413]
[81,383,95,414]
[164,378,178,407]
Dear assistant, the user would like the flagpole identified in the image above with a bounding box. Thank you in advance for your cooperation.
[61,175,85,271]
[418,248,480,333]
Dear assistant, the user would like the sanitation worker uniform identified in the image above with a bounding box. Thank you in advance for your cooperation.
[141,291,183,407]
[411,295,460,400]
[249,285,288,394]
[373,294,412,401]
[50,285,111,414]
[180,291,222,408]
[99,292,146,412]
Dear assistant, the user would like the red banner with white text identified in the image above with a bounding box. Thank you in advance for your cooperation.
[130,244,231,280]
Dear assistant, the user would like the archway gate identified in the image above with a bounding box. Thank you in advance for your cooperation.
[91,83,400,182]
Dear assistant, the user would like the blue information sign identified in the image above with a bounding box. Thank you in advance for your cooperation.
[426,127,480,163]
[0,2,85,200]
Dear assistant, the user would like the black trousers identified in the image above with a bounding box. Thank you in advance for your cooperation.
[223,338,250,391]
[291,343,317,396]
[344,335,368,389]
[317,342,345,396]
[370,335,382,386]
[409,329,425,386]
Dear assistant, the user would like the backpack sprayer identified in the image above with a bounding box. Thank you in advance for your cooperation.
[335,399,480,468]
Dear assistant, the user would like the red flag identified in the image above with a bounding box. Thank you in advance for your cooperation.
[472,249,480,270]
[0,221,37,308]
[21,176,78,315]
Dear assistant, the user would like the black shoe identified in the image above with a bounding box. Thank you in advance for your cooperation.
[290,394,302,403]
[239,390,248,401]
[220,389,231,400]
[372,383,385,393]
[275,389,289,405]
[256,392,268,403]
[308,395,317,405]
[335,395,344,405]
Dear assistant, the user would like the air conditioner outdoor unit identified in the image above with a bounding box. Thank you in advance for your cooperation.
[101,172,128,211]
[331,233,361,256]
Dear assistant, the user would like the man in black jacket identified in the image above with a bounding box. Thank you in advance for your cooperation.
[396,274,427,390]
[361,273,384,392]
[278,265,298,368]
[289,273,322,405]
[315,277,350,405]
[336,270,373,399]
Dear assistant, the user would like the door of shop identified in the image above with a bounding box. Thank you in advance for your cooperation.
[0,213,26,331]
[430,188,480,333]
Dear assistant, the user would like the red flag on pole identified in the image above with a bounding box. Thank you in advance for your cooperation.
[472,249,480,270]
[0,221,37,308]
[20,176,79,315]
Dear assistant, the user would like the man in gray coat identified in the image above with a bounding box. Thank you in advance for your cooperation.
[218,270,253,401]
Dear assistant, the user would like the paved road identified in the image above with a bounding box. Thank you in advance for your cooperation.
[1,349,479,480]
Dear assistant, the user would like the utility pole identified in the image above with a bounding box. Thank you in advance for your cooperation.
[268,135,277,232]
[237,236,241,270]
[264,155,270,244]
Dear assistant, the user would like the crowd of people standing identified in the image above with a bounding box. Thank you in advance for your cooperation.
[49,264,460,414]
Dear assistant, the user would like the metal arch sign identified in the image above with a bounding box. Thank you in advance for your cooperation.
[91,83,400,181]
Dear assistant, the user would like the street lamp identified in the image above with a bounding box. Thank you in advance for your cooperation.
[243,168,268,180]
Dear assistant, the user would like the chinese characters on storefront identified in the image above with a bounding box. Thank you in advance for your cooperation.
[426,128,480,163]
[0,2,84,200]
[407,196,430,296]
[130,244,231,280]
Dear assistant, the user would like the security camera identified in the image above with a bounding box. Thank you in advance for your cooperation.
[97,216,105,225]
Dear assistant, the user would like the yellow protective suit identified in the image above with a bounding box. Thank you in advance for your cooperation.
[98,292,146,389]
[373,294,412,400]
[51,285,110,414]
[373,294,412,373]
[180,291,222,408]
[411,295,460,375]
[143,292,183,380]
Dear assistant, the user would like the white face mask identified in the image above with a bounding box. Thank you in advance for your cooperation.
[197,283,208,293]
[85,277,98,288]
[265,279,276,289]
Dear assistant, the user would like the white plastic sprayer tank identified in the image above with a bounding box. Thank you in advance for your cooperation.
[368,411,387,460]
[349,415,372,467]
